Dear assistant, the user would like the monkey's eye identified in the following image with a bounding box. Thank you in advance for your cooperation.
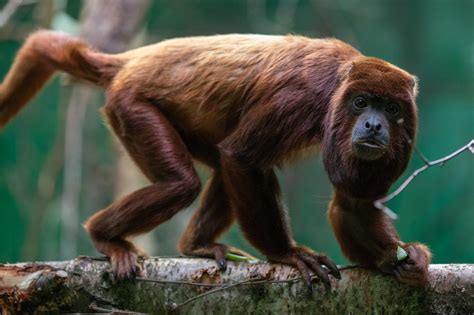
[385,103,400,116]
[352,97,368,110]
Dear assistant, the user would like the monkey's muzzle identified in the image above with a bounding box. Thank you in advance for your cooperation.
[352,138,388,161]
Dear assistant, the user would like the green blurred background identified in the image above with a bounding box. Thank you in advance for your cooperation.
[0,0,472,265]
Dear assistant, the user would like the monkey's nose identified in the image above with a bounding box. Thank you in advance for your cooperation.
[364,120,382,133]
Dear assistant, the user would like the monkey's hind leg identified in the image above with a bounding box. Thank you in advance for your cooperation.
[178,171,256,270]
[84,96,201,280]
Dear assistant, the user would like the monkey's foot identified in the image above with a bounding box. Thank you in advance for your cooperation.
[394,243,431,287]
[268,245,341,291]
[93,238,147,280]
[181,243,256,271]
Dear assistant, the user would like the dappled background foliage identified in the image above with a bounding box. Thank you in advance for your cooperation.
[0,0,472,265]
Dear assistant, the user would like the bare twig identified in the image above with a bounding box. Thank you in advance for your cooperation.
[137,277,221,287]
[89,303,143,314]
[168,277,261,311]
[411,140,431,166]
[374,139,474,217]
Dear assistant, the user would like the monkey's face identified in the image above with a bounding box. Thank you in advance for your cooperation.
[349,93,398,161]
[323,57,418,197]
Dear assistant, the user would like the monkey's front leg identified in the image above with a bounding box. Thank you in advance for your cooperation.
[220,156,341,290]
[328,192,431,286]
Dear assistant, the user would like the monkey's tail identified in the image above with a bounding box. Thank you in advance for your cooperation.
[0,30,125,129]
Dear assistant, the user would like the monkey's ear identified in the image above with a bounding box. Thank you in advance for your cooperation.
[411,75,419,97]
[338,61,354,84]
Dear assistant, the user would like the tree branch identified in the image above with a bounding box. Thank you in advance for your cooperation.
[0,258,472,314]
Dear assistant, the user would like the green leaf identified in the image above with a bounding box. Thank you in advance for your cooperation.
[226,253,258,263]
[397,246,408,261]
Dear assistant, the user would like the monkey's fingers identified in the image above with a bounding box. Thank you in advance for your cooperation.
[297,254,331,291]
[293,246,341,280]
[395,264,427,287]
[290,256,313,292]
[110,250,141,281]
[214,248,228,271]
[403,245,418,265]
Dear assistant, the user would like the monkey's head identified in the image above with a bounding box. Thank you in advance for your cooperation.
[323,57,418,198]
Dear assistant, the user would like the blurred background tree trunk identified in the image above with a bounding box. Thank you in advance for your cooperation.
[59,0,151,259]
[1,0,149,261]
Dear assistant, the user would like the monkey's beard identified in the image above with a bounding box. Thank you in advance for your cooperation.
[322,134,405,199]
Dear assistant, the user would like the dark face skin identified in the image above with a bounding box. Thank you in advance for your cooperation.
[350,93,402,161]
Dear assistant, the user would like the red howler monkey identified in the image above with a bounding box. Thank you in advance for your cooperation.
[0,31,431,288]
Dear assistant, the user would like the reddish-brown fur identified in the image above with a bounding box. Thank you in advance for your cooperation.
[0,30,431,286]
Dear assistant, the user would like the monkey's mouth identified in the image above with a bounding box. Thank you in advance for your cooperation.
[352,138,388,160]
[355,138,386,148]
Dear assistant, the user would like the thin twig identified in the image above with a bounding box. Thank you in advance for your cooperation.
[410,139,431,165]
[89,303,143,314]
[375,139,474,215]
[137,277,221,287]
[169,277,262,311]
[337,264,359,271]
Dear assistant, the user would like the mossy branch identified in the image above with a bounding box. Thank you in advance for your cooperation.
[0,258,472,314]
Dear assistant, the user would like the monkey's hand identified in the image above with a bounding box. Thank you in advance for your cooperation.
[268,245,341,291]
[93,238,147,281]
[379,243,431,287]
[395,243,431,286]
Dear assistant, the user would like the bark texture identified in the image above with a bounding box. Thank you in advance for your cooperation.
[0,259,472,314]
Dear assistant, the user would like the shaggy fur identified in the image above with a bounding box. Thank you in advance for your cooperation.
[0,31,431,286]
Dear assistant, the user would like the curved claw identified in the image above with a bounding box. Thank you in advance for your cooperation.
[319,255,341,280]
[270,246,340,292]
[217,258,228,271]
[292,257,313,291]
[297,253,331,290]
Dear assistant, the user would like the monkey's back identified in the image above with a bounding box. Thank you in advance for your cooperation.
[110,34,359,143]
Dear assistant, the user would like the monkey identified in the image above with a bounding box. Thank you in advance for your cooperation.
[0,30,431,289]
